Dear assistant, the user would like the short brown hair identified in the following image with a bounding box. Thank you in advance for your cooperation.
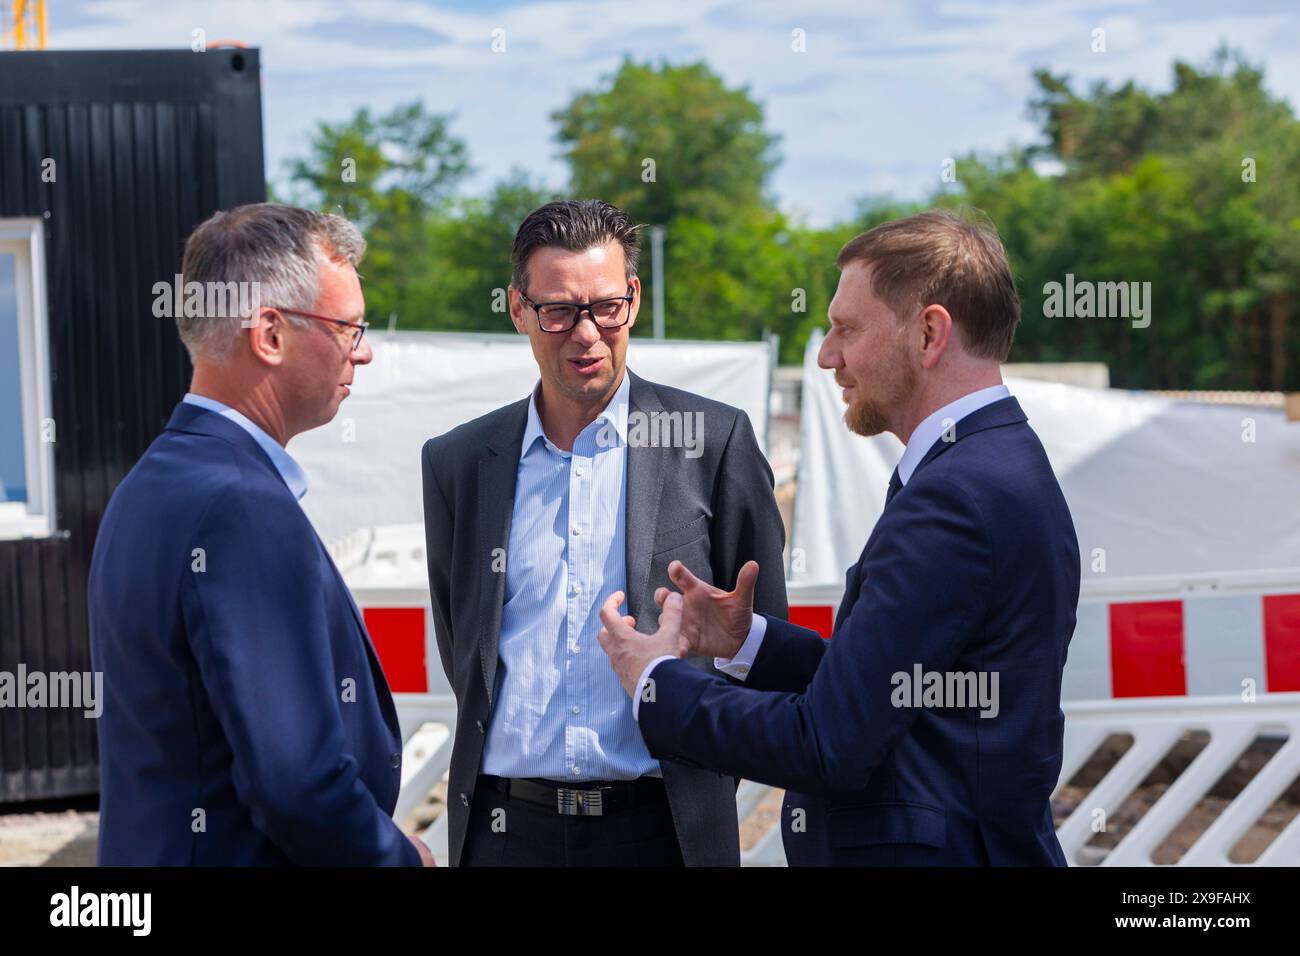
[836,208,1020,361]
[510,199,640,293]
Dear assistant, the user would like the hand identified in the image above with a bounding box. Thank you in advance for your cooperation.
[409,833,436,867]
[653,560,758,660]
[597,591,687,697]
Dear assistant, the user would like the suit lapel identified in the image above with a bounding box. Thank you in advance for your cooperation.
[476,400,529,705]
[624,371,667,627]
[834,396,1028,632]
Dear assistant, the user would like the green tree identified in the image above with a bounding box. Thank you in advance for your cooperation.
[285,101,471,325]
[554,58,779,229]
[940,48,1300,389]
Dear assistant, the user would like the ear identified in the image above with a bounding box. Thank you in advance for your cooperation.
[625,276,641,331]
[917,304,955,370]
[248,307,287,367]
[507,287,529,336]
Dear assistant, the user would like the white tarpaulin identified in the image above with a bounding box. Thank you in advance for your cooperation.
[291,331,773,547]
[792,331,1300,586]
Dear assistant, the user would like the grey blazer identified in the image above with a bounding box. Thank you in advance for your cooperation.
[420,368,788,866]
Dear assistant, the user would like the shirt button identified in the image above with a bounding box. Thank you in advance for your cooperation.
[571,644,580,654]
[571,766,581,776]
[571,705,580,714]
[572,582,582,594]
[572,525,581,535]
[575,466,584,477]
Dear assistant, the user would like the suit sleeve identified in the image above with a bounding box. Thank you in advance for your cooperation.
[710,409,788,621]
[639,477,991,795]
[741,614,829,693]
[421,438,455,685]
[181,483,421,866]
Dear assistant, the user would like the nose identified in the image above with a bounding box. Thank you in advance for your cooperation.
[568,315,601,348]
[352,335,374,366]
[817,333,838,370]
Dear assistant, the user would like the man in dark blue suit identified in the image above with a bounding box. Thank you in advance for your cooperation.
[89,204,429,866]
[598,210,1080,866]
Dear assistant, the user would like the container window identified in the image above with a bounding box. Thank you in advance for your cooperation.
[0,219,55,539]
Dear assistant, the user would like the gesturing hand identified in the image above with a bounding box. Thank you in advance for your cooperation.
[653,560,759,660]
[597,592,685,697]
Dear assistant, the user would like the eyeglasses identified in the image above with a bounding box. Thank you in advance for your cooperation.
[519,285,634,333]
[269,307,369,351]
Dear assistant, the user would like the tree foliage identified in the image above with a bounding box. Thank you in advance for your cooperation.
[283,50,1300,387]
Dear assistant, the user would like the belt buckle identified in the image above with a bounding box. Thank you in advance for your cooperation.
[556,787,603,816]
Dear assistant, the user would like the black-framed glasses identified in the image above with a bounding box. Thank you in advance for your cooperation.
[519,285,634,333]
[270,306,369,351]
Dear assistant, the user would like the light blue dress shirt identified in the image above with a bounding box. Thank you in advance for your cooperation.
[481,372,660,782]
[181,393,309,501]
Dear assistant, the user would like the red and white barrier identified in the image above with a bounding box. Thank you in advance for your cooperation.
[356,572,1300,706]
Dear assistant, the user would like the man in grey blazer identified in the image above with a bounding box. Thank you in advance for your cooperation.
[421,199,787,866]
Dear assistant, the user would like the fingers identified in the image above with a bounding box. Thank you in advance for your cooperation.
[668,560,704,593]
[734,560,760,603]
[658,591,684,634]
[596,614,637,657]
[597,591,628,631]
[654,586,671,607]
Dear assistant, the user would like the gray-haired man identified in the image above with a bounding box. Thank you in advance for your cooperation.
[421,199,788,866]
[90,203,431,865]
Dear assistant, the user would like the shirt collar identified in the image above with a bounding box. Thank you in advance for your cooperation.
[182,393,309,500]
[519,370,632,461]
[896,383,1011,485]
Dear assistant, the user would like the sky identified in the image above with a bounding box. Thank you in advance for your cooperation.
[42,0,1300,227]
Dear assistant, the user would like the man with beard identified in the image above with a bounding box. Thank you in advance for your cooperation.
[597,209,1081,866]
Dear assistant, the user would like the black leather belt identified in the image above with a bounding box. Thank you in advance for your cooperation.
[477,774,667,817]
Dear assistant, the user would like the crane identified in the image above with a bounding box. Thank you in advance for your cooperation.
[2,0,48,50]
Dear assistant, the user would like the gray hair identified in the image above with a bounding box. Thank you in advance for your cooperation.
[510,199,640,294]
[176,203,365,361]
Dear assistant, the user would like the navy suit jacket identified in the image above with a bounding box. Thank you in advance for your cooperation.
[639,397,1080,865]
[88,402,419,866]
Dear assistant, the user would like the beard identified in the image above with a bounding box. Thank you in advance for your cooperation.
[845,395,890,437]
[843,359,916,437]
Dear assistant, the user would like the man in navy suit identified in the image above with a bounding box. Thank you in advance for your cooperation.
[89,203,429,866]
[597,209,1080,866]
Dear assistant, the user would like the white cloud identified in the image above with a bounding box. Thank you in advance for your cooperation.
[45,0,1300,226]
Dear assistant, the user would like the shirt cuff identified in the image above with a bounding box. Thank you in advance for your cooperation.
[714,613,766,682]
[632,655,677,722]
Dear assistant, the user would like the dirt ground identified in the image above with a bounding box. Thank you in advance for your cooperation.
[0,797,98,866]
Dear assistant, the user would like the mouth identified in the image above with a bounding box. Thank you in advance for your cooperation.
[568,355,605,377]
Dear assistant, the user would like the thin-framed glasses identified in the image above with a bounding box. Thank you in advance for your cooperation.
[269,307,369,351]
[519,285,634,333]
